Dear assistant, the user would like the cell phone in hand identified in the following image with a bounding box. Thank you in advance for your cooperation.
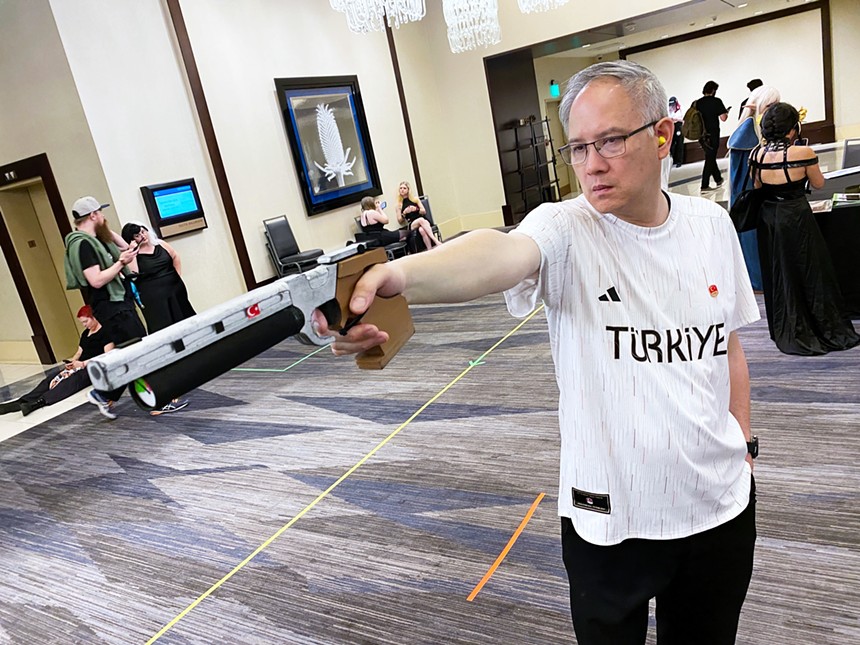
[794,137,809,146]
[380,201,387,210]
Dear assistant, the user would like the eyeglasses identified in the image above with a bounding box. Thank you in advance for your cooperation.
[558,121,658,166]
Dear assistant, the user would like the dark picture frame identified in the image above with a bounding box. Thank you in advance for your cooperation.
[275,75,381,215]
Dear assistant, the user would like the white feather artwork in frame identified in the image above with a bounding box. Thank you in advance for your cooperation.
[312,103,357,187]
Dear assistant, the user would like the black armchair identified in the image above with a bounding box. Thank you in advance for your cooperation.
[418,195,442,242]
[263,215,323,277]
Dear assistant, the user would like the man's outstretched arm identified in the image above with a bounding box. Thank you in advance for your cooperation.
[315,228,541,354]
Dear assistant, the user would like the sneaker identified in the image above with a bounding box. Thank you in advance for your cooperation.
[715,179,725,188]
[150,399,189,416]
[700,185,714,193]
[87,390,117,420]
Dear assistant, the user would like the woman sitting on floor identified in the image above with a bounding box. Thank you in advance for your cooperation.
[0,306,111,416]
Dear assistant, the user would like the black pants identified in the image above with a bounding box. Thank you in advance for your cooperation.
[670,123,685,167]
[99,308,147,401]
[0,367,91,413]
[562,478,756,645]
[700,131,723,189]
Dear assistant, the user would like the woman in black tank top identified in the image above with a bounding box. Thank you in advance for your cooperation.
[750,103,859,355]
[395,181,442,252]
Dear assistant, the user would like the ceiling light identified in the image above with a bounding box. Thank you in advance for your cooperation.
[582,43,591,48]
[738,3,748,7]
[517,0,569,13]
[660,34,669,39]
[754,10,763,15]
[706,22,714,27]
[329,0,426,33]
[443,0,501,53]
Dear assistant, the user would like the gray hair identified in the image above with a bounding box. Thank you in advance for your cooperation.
[558,61,668,137]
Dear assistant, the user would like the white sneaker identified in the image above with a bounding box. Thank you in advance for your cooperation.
[150,399,189,416]
[87,390,117,420]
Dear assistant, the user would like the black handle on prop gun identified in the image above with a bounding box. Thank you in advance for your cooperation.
[85,246,414,411]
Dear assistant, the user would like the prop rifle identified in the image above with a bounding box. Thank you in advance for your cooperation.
[86,245,413,410]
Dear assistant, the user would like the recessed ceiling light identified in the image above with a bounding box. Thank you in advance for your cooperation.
[738,3,748,7]
[706,22,714,27]
[582,43,591,48]
[754,11,763,16]
[660,34,670,39]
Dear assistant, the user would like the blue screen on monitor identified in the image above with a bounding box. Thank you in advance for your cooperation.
[153,184,199,220]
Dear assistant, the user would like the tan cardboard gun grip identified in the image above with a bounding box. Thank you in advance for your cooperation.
[334,247,414,369]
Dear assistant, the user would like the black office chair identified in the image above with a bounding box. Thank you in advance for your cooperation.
[843,138,860,169]
[263,215,323,277]
[418,195,442,243]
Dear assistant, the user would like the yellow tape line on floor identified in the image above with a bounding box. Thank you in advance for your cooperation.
[146,303,546,643]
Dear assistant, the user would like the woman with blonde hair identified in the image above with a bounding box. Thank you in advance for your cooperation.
[395,181,441,251]
[728,85,780,290]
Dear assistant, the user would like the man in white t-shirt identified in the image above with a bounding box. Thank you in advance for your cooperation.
[314,61,759,644]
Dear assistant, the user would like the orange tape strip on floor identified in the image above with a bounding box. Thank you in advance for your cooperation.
[467,491,546,602]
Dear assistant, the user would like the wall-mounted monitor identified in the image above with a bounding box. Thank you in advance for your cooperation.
[140,178,207,238]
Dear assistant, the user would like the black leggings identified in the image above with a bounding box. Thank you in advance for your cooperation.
[562,477,756,645]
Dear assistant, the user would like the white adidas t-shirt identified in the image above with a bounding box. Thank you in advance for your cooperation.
[505,193,760,546]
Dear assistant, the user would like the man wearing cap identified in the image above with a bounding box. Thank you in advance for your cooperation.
[63,196,144,418]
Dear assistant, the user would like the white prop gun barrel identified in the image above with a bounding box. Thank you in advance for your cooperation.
[85,246,413,410]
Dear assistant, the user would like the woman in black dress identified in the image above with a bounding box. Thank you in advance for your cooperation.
[395,181,441,251]
[751,103,860,356]
[121,223,195,333]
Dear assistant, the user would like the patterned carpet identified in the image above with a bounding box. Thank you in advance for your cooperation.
[0,295,857,644]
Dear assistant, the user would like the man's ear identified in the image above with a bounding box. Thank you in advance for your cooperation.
[655,117,674,159]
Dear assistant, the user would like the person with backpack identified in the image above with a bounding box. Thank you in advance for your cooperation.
[695,80,730,192]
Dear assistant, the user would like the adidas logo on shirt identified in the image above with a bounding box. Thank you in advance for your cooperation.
[598,286,621,302]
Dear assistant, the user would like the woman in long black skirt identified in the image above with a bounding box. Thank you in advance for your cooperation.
[751,103,860,356]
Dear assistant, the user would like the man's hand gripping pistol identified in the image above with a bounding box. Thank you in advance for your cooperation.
[86,246,413,410]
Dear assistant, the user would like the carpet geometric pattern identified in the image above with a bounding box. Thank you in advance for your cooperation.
[0,295,858,644]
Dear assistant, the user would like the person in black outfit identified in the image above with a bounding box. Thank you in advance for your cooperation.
[63,196,145,419]
[750,102,860,356]
[697,81,730,191]
[121,222,195,333]
[395,181,442,252]
[121,222,192,416]
[356,196,405,248]
[738,79,763,119]
[668,96,685,167]
[0,306,111,416]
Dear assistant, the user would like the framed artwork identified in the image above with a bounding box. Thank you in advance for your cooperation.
[275,75,381,215]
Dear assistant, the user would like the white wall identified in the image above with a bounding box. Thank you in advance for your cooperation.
[0,0,109,358]
[832,0,860,139]
[0,0,111,222]
[629,10,825,140]
[48,0,246,306]
[178,0,417,279]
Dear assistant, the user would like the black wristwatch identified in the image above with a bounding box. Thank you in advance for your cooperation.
[747,435,759,459]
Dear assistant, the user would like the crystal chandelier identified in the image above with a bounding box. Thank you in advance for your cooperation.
[517,0,569,13]
[330,0,425,34]
[442,0,501,54]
